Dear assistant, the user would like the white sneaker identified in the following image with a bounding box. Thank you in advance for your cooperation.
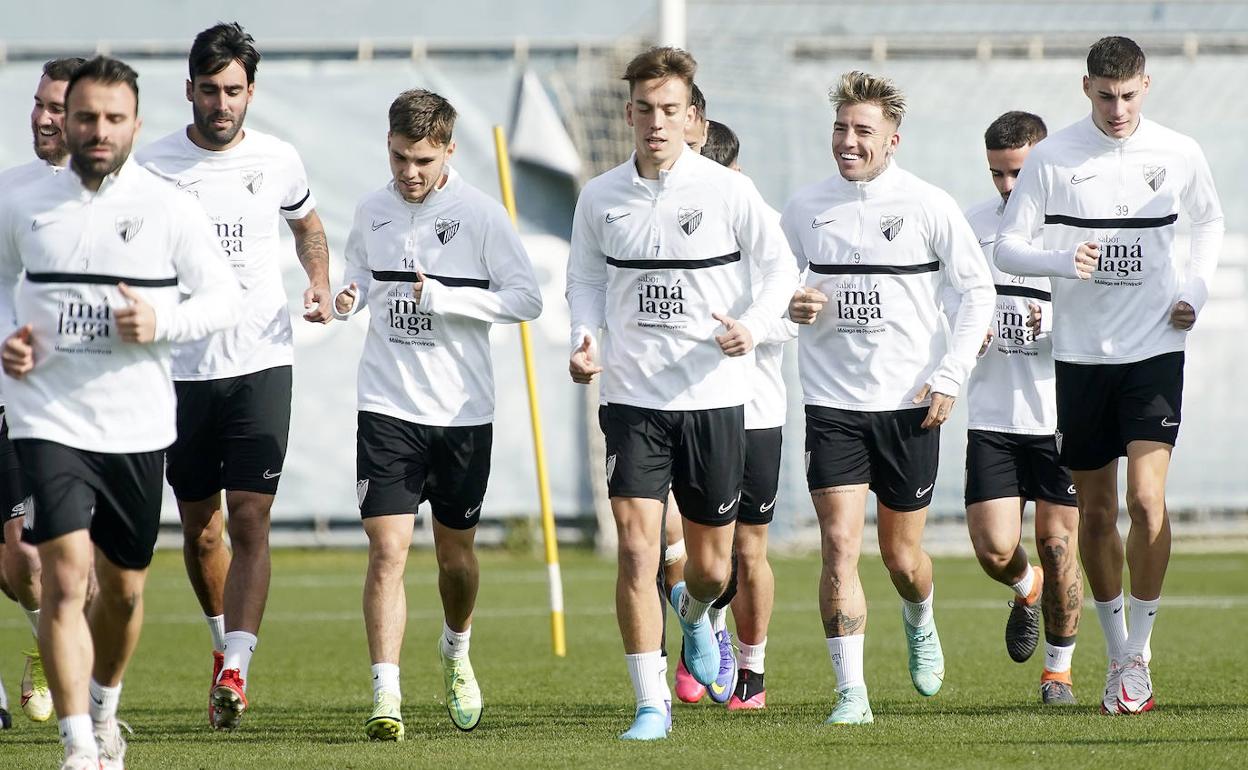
[1117,654,1156,714]
[1100,659,1123,715]
[60,749,100,770]
[95,717,129,769]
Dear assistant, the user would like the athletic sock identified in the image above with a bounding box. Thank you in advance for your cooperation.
[1125,595,1160,659]
[675,585,712,625]
[370,662,400,699]
[1093,593,1128,662]
[902,586,934,628]
[87,679,121,725]
[738,638,767,674]
[1009,565,1036,599]
[624,651,667,712]
[441,622,471,660]
[24,607,40,636]
[0,672,8,709]
[222,631,258,687]
[59,714,96,757]
[206,614,226,653]
[1044,641,1076,674]
[707,606,727,634]
[826,634,866,691]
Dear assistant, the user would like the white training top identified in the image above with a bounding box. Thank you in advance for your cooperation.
[781,162,995,412]
[996,115,1224,364]
[0,159,65,409]
[136,128,316,380]
[962,197,1056,434]
[0,159,241,453]
[566,147,799,412]
[746,204,798,430]
[335,167,542,427]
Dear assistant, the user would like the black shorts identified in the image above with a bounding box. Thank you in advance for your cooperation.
[356,411,491,530]
[805,405,939,512]
[0,410,31,544]
[167,365,293,501]
[739,427,783,526]
[964,430,1077,507]
[1055,352,1183,471]
[599,403,744,527]
[15,440,163,570]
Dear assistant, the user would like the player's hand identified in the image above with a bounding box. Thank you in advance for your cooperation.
[713,312,754,357]
[978,328,993,358]
[1074,242,1099,280]
[302,282,333,324]
[1169,300,1196,330]
[789,286,827,325]
[412,271,425,305]
[569,333,602,384]
[116,283,158,343]
[334,282,359,316]
[1027,302,1043,335]
[2,325,35,379]
[913,383,956,429]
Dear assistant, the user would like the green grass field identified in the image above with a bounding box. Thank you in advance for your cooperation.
[1,548,1245,768]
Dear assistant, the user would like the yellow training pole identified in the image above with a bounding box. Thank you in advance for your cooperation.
[492,125,566,657]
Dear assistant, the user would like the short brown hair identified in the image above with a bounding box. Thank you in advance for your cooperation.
[829,70,906,127]
[43,57,86,82]
[388,89,456,145]
[984,111,1047,151]
[1087,36,1146,81]
[622,46,697,99]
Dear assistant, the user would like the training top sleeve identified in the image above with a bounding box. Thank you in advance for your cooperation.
[927,192,995,396]
[334,201,373,319]
[421,201,542,324]
[155,196,243,343]
[565,187,607,354]
[0,201,19,339]
[734,180,799,338]
[995,154,1083,279]
[1177,142,1225,314]
[278,144,315,221]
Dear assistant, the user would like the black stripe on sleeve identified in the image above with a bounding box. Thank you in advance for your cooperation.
[605,251,741,270]
[25,272,178,288]
[994,284,1052,302]
[1043,213,1177,229]
[370,270,490,289]
[280,190,312,212]
[807,260,940,276]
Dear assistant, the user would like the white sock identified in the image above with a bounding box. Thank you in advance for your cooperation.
[222,631,258,687]
[625,651,667,712]
[1044,641,1075,673]
[370,662,400,698]
[59,714,97,757]
[1125,595,1159,659]
[1009,565,1035,599]
[901,586,934,628]
[441,622,471,660]
[657,654,671,708]
[738,638,767,673]
[826,634,866,691]
[206,614,226,653]
[25,607,40,636]
[707,606,727,634]
[88,679,121,725]
[675,584,712,625]
[0,672,8,709]
[1093,593,1128,662]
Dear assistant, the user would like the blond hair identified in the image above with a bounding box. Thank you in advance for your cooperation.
[829,71,906,127]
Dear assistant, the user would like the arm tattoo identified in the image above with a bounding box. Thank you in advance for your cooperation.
[822,610,865,637]
[295,228,330,280]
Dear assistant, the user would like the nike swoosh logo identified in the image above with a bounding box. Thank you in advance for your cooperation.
[605,212,631,224]
[978,238,996,247]
[759,496,777,513]
[915,483,934,498]
[710,681,727,695]
[718,493,742,515]
[811,218,837,229]
[465,504,482,519]
[91,695,104,705]
[31,219,52,231]
[1070,174,1097,185]
[1147,610,1156,616]
[176,178,201,189]
[371,219,392,231]
[1161,417,1179,427]
[1067,485,1077,495]
[263,469,281,479]
[1113,606,1122,614]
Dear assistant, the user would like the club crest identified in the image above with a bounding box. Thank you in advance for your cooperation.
[880,215,904,242]
[115,216,143,243]
[605,454,617,483]
[242,170,264,195]
[677,207,703,236]
[1143,164,1166,192]
[435,217,460,245]
[356,479,370,507]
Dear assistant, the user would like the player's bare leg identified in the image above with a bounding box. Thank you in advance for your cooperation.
[1074,460,1130,712]
[35,531,94,760]
[968,498,1045,663]
[728,522,772,709]
[879,502,943,697]
[362,513,413,740]
[613,497,669,737]
[1035,500,1080,703]
[433,520,483,731]
[815,484,872,723]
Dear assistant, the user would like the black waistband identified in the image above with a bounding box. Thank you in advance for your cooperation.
[371,270,490,289]
[1044,213,1177,229]
[994,284,1052,302]
[605,251,741,270]
[25,272,178,287]
[808,260,939,275]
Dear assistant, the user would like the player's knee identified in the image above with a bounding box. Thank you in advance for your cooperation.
[820,525,860,567]
[880,543,922,580]
[435,542,476,580]
[687,557,731,595]
[97,585,142,618]
[1125,487,1166,526]
[1078,501,1118,536]
[972,543,1013,575]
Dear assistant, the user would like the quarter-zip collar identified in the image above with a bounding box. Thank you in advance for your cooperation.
[1081,113,1151,151]
[828,159,902,200]
[630,144,698,195]
[68,155,137,198]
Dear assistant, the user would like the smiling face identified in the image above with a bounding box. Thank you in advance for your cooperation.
[187,59,254,150]
[388,133,454,203]
[66,78,141,189]
[1083,74,1149,139]
[626,76,694,178]
[832,101,899,182]
[31,74,70,164]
